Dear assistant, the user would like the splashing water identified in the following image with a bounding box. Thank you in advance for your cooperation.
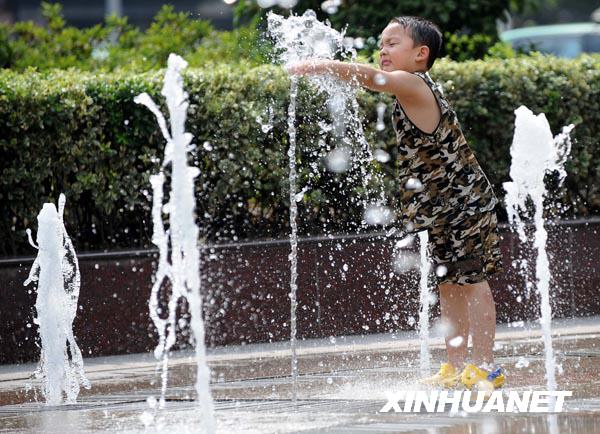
[24,194,90,405]
[268,10,388,401]
[135,54,215,432]
[268,8,352,149]
[417,231,432,377]
[268,10,391,402]
[268,10,386,206]
[503,105,574,397]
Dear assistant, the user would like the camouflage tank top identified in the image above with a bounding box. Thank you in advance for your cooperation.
[391,71,498,231]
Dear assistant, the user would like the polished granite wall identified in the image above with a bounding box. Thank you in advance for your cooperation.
[1,220,598,364]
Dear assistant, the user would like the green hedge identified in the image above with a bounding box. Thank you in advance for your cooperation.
[1,55,598,256]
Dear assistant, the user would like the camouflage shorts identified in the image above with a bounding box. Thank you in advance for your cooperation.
[427,211,503,285]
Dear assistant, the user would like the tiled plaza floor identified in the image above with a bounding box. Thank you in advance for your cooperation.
[1,316,600,433]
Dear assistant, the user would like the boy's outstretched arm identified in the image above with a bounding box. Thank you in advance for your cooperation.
[287,60,424,100]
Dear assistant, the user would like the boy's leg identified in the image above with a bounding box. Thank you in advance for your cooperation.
[466,280,496,366]
[439,280,496,368]
[438,282,470,370]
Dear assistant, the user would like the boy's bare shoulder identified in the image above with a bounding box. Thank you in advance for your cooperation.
[383,70,434,103]
[392,72,441,133]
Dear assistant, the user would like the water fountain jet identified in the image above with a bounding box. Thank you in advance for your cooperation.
[24,193,90,405]
[503,105,574,396]
[135,53,216,432]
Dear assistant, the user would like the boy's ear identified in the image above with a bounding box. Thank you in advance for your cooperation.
[416,45,430,64]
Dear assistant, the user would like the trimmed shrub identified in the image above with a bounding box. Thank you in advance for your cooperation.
[0,55,598,256]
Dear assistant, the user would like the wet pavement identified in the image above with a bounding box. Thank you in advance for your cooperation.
[1,316,600,433]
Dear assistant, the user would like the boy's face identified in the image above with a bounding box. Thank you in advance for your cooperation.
[379,23,427,72]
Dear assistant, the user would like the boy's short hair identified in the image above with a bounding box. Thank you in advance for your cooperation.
[389,16,443,69]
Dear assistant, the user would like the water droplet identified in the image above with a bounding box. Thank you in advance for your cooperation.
[277,0,299,9]
[325,147,351,173]
[376,102,386,131]
[392,252,420,273]
[373,149,390,163]
[374,73,386,86]
[364,204,395,226]
[435,265,448,277]
[405,178,424,191]
[326,377,333,384]
[146,395,157,409]
[432,318,453,337]
[257,0,277,7]
[515,356,530,369]
[321,1,339,14]
[294,186,308,202]
[341,36,354,51]
[395,235,414,248]
[448,336,464,347]
[475,380,494,393]
[139,411,154,427]
[428,292,438,305]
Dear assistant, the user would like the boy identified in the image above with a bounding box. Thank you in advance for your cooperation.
[288,16,505,390]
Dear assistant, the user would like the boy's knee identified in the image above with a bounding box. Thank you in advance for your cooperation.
[439,284,459,300]
[439,283,471,297]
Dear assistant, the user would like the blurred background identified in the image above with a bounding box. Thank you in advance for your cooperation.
[0,0,235,29]
[0,0,597,59]
[0,0,596,29]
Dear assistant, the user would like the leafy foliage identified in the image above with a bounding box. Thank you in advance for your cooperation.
[0,2,268,72]
[0,55,598,256]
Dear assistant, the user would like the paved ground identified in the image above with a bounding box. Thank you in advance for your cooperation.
[1,316,600,433]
